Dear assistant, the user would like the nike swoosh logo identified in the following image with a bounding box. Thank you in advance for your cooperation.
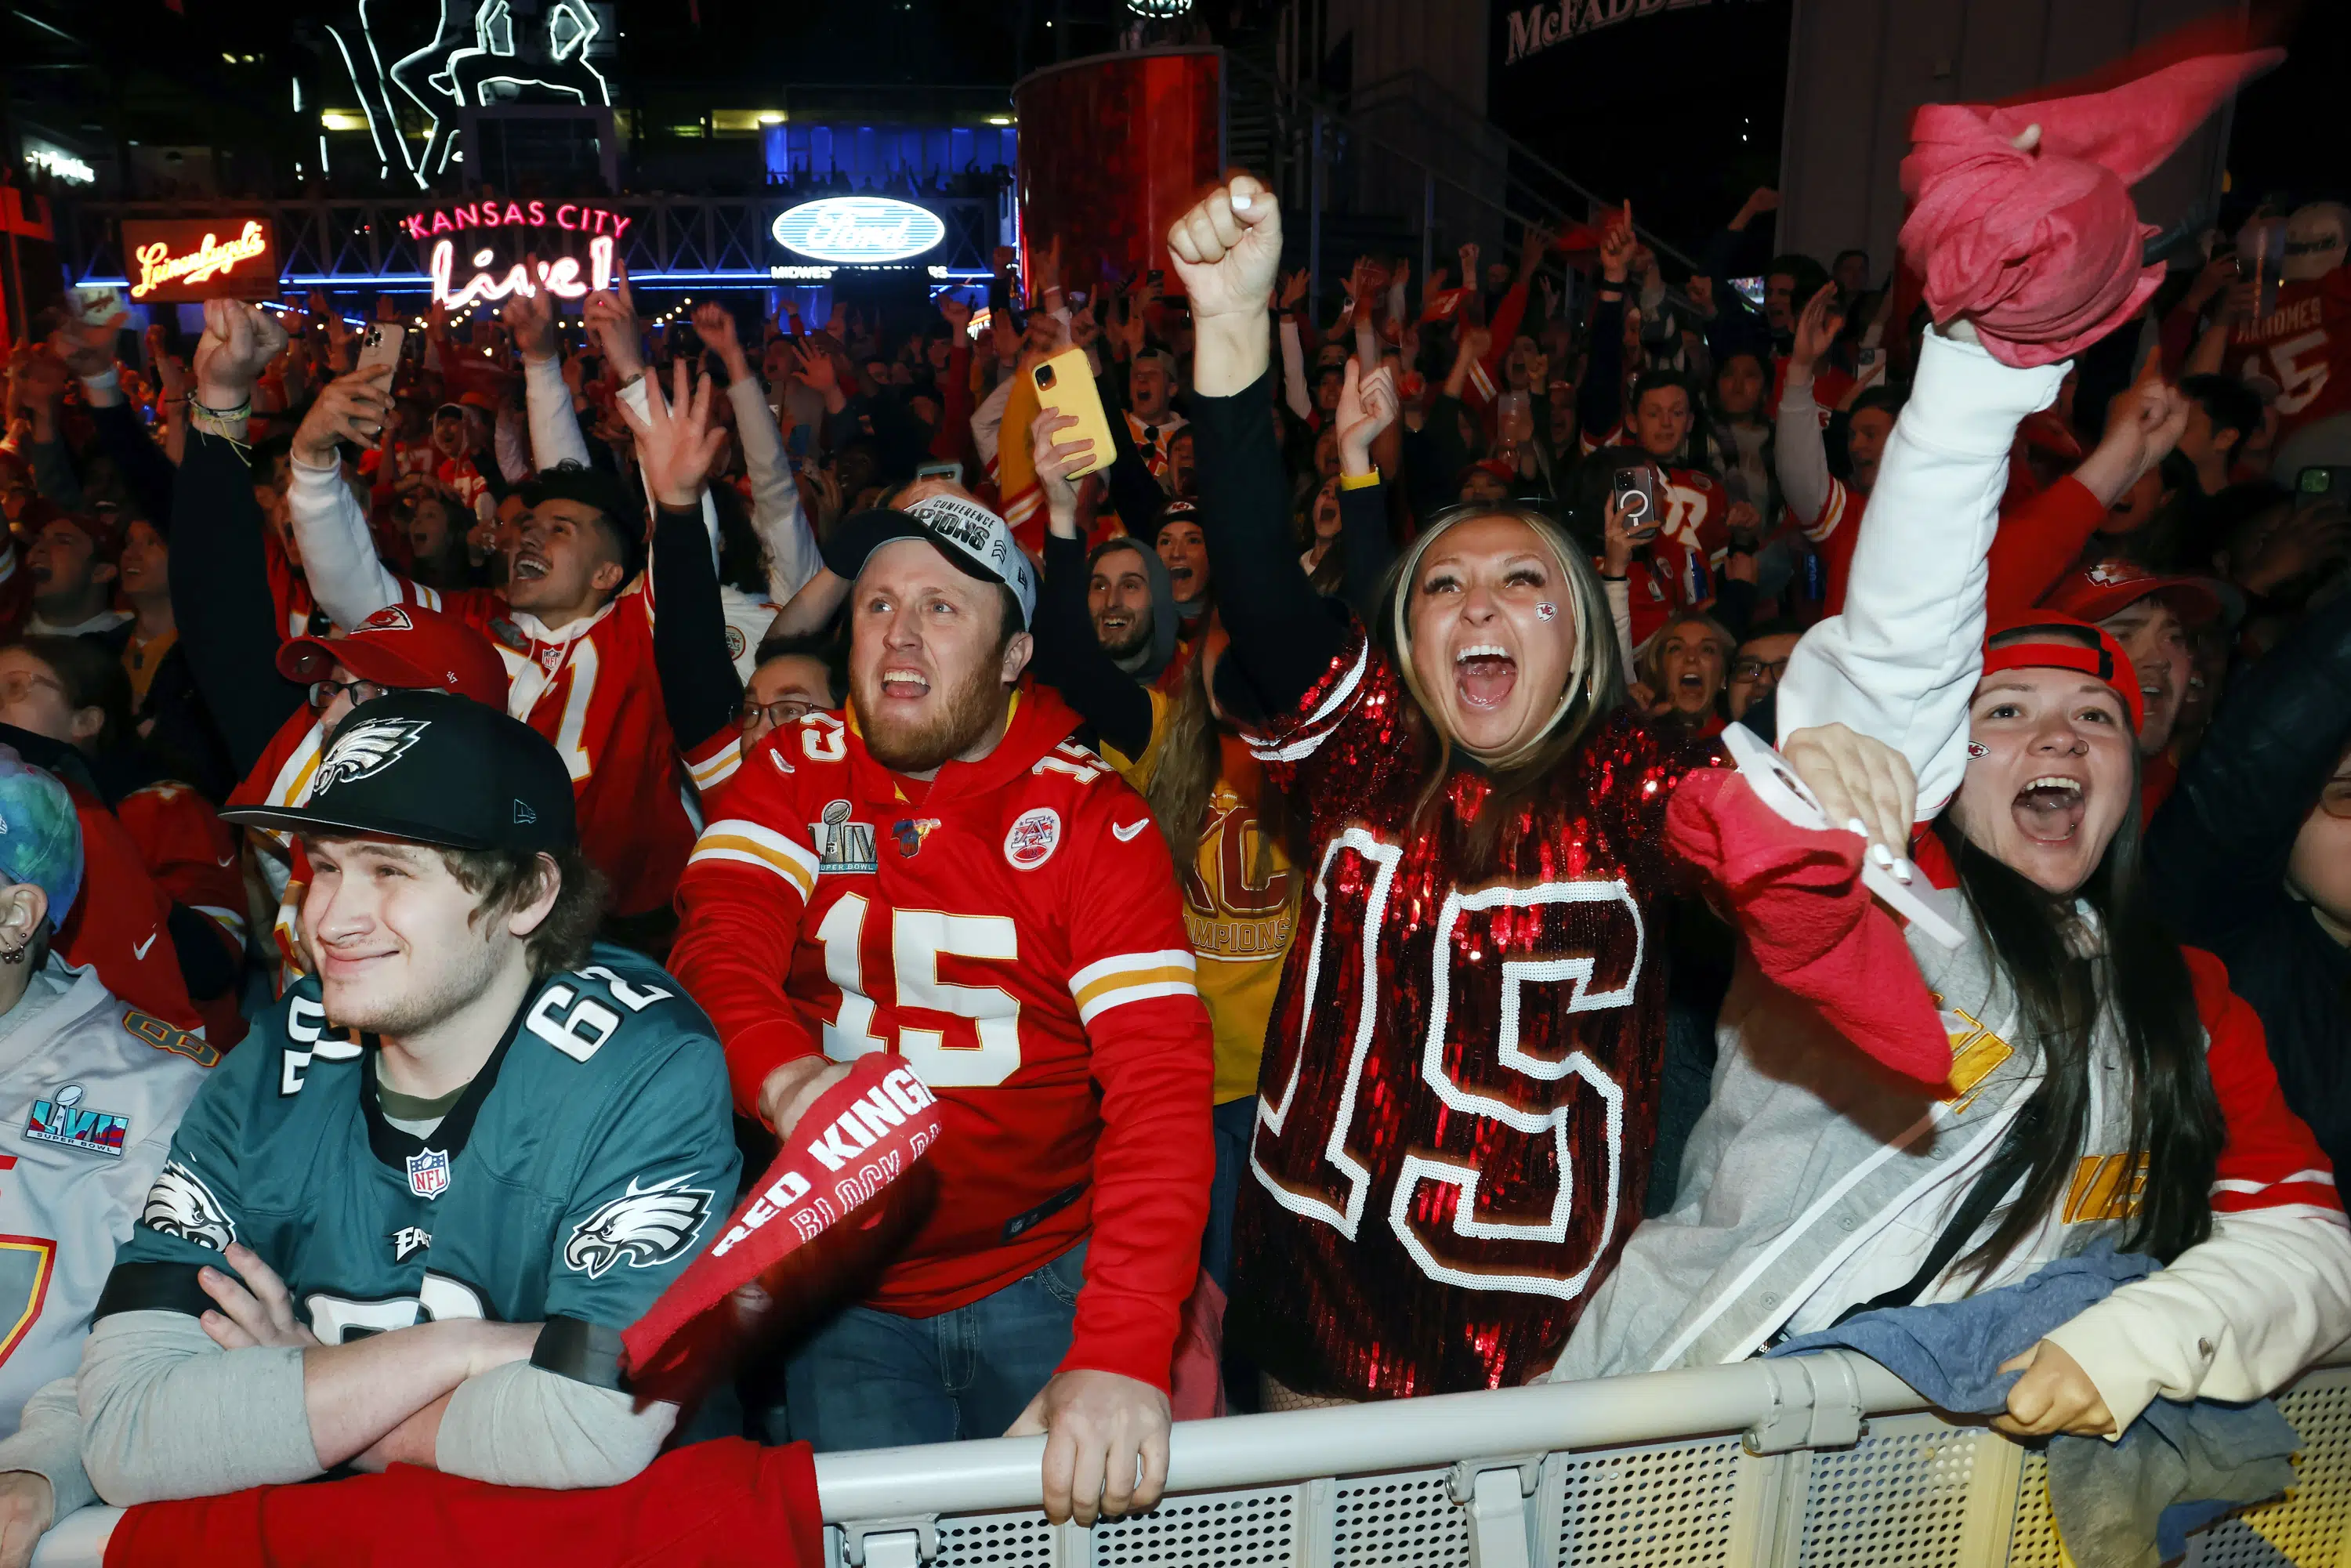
[1112,819,1150,842]
[216,853,237,867]
[132,932,158,960]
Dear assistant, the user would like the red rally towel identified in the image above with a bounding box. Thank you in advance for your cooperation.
[1665,769,1951,1085]
[102,1439,824,1568]
[622,1054,944,1378]
[1898,49,2281,368]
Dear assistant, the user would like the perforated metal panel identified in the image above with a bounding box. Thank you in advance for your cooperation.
[930,1508,1058,1567]
[2002,1447,2068,1568]
[1554,1433,1747,1567]
[1330,1468,1472,1566]
[1795,1416,1987,1568]
[1093,1486,1300,1566]
[2183,1368,2351,1567]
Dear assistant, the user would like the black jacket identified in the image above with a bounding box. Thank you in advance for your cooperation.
[2149,591,2351,1175]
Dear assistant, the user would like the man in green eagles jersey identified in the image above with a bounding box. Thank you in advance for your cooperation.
[75,690,737,1503]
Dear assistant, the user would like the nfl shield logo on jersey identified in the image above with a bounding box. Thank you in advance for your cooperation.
[406,1148,452,1200]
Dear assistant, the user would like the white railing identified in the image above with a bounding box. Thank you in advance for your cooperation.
[32,1349,2351,1566]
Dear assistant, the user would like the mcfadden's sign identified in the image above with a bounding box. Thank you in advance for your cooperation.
[770,197,945,266]
[400,200,628,310]
[121,217,281,302]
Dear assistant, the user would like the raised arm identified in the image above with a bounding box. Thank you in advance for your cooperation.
[1171,176,1348,714]
[622,360,747,787]
[1333,358,1399,618]
[1774,285,1843,526]
[1774,328,2067,817]
[286,366,408,630]
[1029,412,1154,762]
[700,303,820,603]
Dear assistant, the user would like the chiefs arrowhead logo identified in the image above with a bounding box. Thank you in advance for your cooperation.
[357,605,415,633]
[2084,560,2143,587]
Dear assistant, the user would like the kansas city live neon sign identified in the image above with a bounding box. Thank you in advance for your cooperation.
[403,201,628,309]
[427,237,617,310]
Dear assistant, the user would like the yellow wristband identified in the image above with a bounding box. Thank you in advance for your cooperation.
[1339,467,1382,491]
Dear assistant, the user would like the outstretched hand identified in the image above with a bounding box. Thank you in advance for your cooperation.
[292,364,396,469]
[621,357,730,509]
[1790,283,1845,372]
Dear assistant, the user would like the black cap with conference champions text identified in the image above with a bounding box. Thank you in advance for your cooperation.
[219,690,576,853]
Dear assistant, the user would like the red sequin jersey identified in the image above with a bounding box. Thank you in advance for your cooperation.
[1229,632,1715,1399]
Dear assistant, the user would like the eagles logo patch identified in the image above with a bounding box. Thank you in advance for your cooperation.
[313,718,430,795]
[564,1172,714,1278]
[139,1161,235,1251]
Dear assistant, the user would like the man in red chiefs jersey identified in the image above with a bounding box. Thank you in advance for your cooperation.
[281,290,742,936]
[669,484,1212,1529]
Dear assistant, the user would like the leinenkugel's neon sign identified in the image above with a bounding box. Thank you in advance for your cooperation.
[131,221,272,299]
[403,201,627,309]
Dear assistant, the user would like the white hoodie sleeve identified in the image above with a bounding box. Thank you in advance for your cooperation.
[972,372,1016,479]
[523,355,592,473]
[287,456,404,630]
[2044,1206,2351,1435]
[1773,330,2067,817]
[726,375,820,603]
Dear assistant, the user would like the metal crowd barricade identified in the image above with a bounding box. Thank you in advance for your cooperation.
[812,1349,2351,1568]
[29,1348,2351,1566]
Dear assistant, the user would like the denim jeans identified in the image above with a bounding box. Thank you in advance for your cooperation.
[781,1242,1088,1450]
[1201,1096,1260,1294]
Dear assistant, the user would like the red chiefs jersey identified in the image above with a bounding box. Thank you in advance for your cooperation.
[670,690,1215,1392]
[2230,269,2351,441]
[114,780,248,1048]
[263,531,439,642]
[1798,474,1867,617]
[1625,465,1731,648]
[428,580,738,918]
[1230,628,1719,1400]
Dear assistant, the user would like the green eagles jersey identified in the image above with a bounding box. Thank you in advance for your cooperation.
[97,943,738,1380]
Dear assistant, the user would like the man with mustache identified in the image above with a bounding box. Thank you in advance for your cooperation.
[671,486,1212,1531]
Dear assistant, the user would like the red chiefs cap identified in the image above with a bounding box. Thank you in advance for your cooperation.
[2040,556,2234,630]
[1982,610,2144,733]
[275,603,509,707]
[19,498,120,563]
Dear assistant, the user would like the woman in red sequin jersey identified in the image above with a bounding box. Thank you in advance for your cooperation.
[1169,178,1926,1404]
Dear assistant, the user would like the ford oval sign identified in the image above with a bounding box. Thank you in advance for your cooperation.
[770,197,946,265]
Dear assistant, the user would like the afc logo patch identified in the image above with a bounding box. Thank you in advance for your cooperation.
[1004,807,1062,871]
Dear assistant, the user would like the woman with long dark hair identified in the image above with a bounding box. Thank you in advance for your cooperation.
[1561,322,2351,1443]
[1169,176,1935,1406]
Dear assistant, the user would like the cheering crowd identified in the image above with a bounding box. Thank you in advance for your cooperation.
[0,42,2344,1564]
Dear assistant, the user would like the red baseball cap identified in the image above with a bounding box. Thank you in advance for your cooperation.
[1982,610,2144,733]
[276,603,509,706]
[2040,557,2233,630]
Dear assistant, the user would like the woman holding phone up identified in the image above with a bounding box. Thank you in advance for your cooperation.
[1168,176,1946,1406]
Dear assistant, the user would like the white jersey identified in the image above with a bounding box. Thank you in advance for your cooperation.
[0,960,212,1437]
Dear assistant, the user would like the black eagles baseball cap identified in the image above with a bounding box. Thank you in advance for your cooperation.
[220,690,577,853]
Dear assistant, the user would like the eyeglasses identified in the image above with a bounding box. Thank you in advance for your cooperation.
[2321,777,2351,820]
[741,697,817,730]
[1730,656,1791,683]
[0,672,63,708]
[307,678,401,709]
